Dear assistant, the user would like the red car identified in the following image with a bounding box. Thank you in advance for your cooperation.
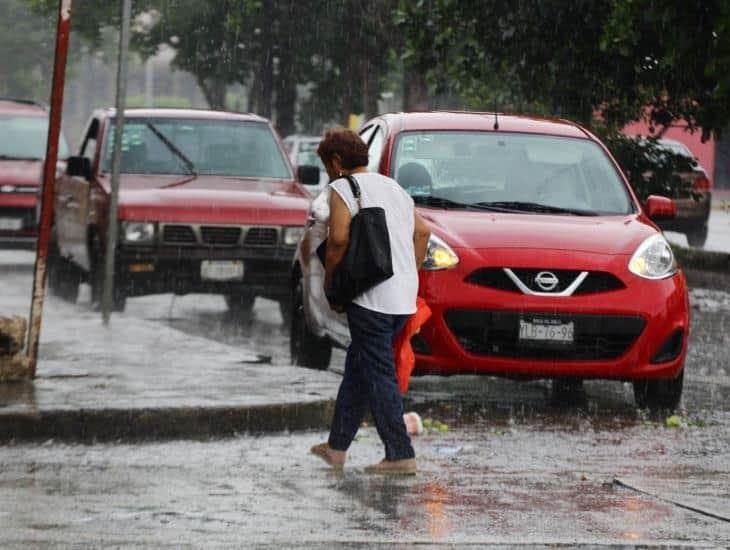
[291,112,689,409]
[49,108,318,316]
[0,98,68,247]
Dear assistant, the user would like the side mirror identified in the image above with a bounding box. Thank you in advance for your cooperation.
[297,165,321,186]
[645,195,676,221]
[66,156,92,180]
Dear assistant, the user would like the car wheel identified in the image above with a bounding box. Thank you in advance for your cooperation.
[47,229,80,303]
[633,369,684,410]
[290,278,331,370]
[686,224,708,248]
[89,231,126,312]
[225,293,255,321]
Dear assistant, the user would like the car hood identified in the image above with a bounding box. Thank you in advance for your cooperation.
[0,159,42,187]
[418,208,657,255]
[108,174,311,225]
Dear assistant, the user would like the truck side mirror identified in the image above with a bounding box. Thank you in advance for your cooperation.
[645,195,676,221]
[297,165,321,186]
[66,156,92,180]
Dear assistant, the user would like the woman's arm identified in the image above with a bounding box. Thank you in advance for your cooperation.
[324,190,352,290]
[413,212,431,268]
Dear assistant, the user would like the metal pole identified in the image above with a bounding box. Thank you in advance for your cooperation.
[102,0,132,325]
[26,0,73,378]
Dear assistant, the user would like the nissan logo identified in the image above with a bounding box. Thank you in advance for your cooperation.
[535,271,559,291]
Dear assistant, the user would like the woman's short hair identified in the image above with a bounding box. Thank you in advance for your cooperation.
[317,127,369,169]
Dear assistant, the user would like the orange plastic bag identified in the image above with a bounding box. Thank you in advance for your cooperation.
[394,297,432,394]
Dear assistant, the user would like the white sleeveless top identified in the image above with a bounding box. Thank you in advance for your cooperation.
[330,172,418,315]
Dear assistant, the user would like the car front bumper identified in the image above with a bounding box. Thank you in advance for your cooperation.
[116,245,296,300]
[0,194,37,248]
[414,248,689,381]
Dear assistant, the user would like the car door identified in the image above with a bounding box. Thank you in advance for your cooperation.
[58,118,98,269]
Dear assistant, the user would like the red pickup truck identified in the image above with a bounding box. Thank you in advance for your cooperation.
[48,108,318,319]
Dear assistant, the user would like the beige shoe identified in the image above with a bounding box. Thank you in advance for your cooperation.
[364,458,417,475]
[310,442,346,469]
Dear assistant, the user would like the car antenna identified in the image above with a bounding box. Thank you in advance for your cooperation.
[493,96,499,130]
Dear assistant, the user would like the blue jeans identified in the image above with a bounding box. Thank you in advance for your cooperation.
[328,303,414,461]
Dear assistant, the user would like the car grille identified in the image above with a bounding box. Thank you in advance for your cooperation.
[444,310,645,360]
[465,268,625,295]
[244,227,278,247]
[162,224,196,244]
[0,207,35,231]
[201,226,241,246]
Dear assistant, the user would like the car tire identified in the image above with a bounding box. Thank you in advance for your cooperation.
[686,224,708,248]
[89,230,126,312]
[633,369,684,410]
[225,293,256,321]
[290,278,331,370]
[47,229,80,303]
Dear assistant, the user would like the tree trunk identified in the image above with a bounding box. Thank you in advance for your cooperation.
[403,67,429,111]
[274,54,297,137]
[198,77,227,110]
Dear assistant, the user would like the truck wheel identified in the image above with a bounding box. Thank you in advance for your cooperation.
[290,279,331,370]
[686,224,708,248]
[225,293,255,321]
[47,231,80,303]
[633,369,684,410]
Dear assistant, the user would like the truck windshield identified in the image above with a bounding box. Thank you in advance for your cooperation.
[392,131,634,215]
[103,118,291,179]
[0,115,69,160]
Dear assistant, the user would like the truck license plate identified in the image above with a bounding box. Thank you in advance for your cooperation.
[0,217,23,231]
[519,318,574,344]
[200,260,244,281]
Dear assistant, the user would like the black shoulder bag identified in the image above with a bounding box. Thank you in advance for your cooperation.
[317,174,394,306]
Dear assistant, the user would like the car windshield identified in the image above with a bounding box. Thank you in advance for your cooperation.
[0,115,69,160]
[102,118,291,178]
[295,140,325,171]
[392,131,634,215]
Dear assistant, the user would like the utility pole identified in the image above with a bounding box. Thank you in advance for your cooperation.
[26,0,73,377]
[102,0,132,325]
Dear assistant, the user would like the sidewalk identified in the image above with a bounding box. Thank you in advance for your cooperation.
[0,255,340,442]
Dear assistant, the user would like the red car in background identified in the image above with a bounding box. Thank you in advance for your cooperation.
[0,98,68,247]
[49,108,318,316]
[292,112,689,409]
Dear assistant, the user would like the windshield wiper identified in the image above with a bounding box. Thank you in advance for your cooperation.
[412,195,478,210]
[472,201,598,216]
[145,122,197,176]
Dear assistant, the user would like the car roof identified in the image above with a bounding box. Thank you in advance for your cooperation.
[101,107,269,123]
[0,98,48,116]
[378,111,590,139]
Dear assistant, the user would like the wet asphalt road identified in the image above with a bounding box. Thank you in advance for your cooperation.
[1,253,730,546]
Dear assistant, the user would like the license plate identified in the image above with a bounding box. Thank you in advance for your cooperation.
[200,260,244,281]
[519,318,574,344]
[0,217,23,231]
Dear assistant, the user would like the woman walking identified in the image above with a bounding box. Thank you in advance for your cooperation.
[310,128,431,474]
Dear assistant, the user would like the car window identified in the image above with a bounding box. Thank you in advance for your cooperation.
[80,119,99,163]
[0,115,69,160]
[392,131,633,215]
[295,140,325,170]
[367,127,384,172]
[102,118,291,178]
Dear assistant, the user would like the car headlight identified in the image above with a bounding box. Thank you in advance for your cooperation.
[283,226,305,246]
[422,234,459,270]
[122,221,156,244]
[628,234,677,279]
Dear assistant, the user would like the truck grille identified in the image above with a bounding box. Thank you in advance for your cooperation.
[444,310,645,360]
[244,227,278,247]
[201,226,241,246]
[162,225,196,244]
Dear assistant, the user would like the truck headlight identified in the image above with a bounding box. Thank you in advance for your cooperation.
[122,221,156,244]
[283,226,305,246]
[628,234,677,279]
[422,234,459,270]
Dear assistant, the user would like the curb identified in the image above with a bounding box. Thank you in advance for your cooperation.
[0,399,335,443]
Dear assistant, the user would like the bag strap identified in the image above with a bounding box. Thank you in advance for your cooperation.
[340,174,362,211]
